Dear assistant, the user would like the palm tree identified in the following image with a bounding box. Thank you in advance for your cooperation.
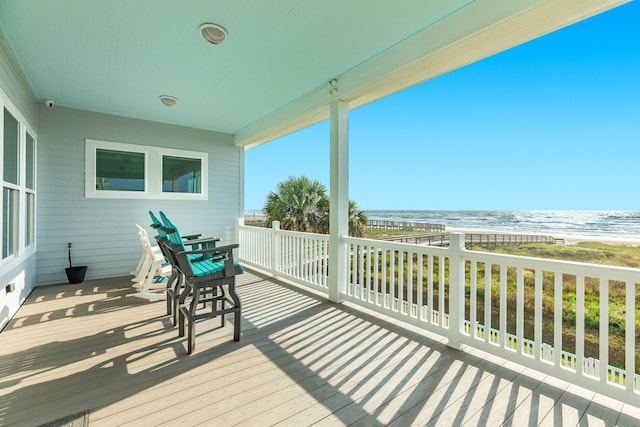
[263,175,368,236]
[348,200,368,238]
[264,176,329,233]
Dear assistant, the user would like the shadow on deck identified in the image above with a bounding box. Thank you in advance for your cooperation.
[1,271,639,426]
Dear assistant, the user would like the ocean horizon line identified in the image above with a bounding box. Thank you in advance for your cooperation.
[245,209,640,242]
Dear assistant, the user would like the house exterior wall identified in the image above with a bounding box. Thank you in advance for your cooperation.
[36,106,241,285]
[0,30,38,130]
[0,29,39,331]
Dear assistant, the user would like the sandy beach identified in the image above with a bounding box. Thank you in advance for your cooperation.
[447,227,640,246]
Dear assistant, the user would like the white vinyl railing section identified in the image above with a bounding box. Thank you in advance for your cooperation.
[238,223,640,406]
[239,221,330,291]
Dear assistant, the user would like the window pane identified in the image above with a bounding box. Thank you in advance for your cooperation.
[162,156,201,193]
[26,192,35,246]
[26,133,35,189]
[96,149,145,191]
[2,187,18,258]
[3,109,19,185]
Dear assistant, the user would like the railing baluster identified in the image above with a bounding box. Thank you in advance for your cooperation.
[417,253,423,321]
[358,243,364,298]
[470,261,477,338]
[398,250,404,313]
[485,262,491,344]
[371,244,378,303]
[576,273,585,376]
[534,269,542,361]
[500,265,507,349]
[626,280,636,392]
[365,244,372,301]
[600,277,609,384]
[390,250,396,310]
[428,254,433,323]
[516,266,524,354]
[382,249,387,308]
[439,256,444,327]
[554,272,563,368]
[407,251,414,316]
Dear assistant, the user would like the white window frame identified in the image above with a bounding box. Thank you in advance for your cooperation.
[0,92,37,266]
[24,132,36,248]
[85,139,208,200]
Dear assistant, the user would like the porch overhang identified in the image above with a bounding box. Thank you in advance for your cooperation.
[0,0,629,149]
[234,0,631,149]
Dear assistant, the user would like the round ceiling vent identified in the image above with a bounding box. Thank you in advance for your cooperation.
[200,23,227,45]
[159,95,178,107]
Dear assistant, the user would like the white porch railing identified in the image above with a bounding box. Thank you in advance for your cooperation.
[239,221,330,291]
[238,223,640,406]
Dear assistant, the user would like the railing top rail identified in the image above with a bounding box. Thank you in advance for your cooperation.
[464,247,640,278]
[269,228,331,240]
[342,235,450,255]
[239,224,273,233]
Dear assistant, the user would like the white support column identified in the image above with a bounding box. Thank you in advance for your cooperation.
[328,100,349,303]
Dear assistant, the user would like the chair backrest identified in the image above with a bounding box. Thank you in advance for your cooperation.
[157,235,181,272]
[159,211,187,250]
[149,211,169,239]
[136,224,156,258]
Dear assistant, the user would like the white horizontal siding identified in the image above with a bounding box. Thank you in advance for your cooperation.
[36,106,241,285]
[0,28,38,130]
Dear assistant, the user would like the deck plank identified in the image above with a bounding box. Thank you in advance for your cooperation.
[0,271,638,427]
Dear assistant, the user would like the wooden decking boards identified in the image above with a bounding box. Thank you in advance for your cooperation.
[1,271,639,426]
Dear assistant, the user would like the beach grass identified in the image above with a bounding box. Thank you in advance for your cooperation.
[477,242,640,268]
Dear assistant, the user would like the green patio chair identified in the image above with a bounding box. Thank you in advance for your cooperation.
[162,239,243,354]
[153,211,221,325]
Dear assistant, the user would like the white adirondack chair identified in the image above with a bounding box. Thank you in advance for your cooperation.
[132,224,170,300]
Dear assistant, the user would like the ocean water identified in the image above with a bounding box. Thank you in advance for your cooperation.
[365,210,640,242]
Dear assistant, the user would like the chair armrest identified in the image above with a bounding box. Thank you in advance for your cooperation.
[158,225,216,246]
[182,233,203,240]
[179,243,239,258]
[184,236,220,245]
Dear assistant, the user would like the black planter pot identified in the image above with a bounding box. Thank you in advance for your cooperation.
[65,266,88,284]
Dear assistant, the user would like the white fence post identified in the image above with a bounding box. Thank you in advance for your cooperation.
[272,221,280,277]
[447,233,465,350]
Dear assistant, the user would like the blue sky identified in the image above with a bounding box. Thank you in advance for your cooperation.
[245,2,639,211]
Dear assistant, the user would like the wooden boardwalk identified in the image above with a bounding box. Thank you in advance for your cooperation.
[1,271,639,426]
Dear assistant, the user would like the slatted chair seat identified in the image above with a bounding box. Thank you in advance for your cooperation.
[161,240,243,354]
[190,259,244,277]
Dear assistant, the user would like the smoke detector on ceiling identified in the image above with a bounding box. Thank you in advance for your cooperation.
[200,23,227,45]
[159,95,178,107]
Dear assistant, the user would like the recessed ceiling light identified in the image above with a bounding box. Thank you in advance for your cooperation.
[159,95,178,107]
[200,23,227,45]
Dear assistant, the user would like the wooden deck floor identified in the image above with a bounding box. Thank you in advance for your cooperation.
[2,270,640,426]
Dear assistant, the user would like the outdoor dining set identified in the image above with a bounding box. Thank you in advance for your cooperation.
[131,211,243,354]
